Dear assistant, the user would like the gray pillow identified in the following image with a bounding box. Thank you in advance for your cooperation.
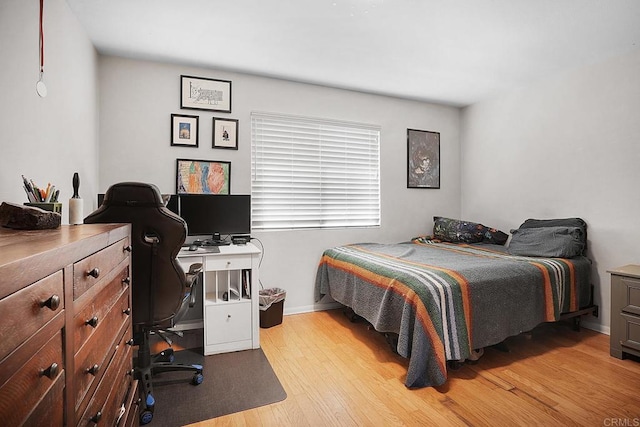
[518,217,587,253]
[507,226,585,258]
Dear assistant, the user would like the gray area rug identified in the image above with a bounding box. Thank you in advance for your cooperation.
[149,348,286,426]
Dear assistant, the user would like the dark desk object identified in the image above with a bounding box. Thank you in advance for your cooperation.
[85,182,203,425]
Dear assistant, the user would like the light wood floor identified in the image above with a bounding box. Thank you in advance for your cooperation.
[191,309,640,426]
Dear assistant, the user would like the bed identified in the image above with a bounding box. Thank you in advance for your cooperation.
[314,217,597,388]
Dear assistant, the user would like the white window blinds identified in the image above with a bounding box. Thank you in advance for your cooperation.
[251,112,381,230]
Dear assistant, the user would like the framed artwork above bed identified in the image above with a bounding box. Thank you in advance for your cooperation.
[407,129,440,189]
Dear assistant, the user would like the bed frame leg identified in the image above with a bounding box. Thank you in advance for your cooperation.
[491,341,510,352]
[384,333,399,354]
[571,316,581,331]
[342,307,364,323]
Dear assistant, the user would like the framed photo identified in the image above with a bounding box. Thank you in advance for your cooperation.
[213,117,239,150]
[407,129,440,189]
[176,158,231,195]
[180,75,232,113]
[170,114,199,147]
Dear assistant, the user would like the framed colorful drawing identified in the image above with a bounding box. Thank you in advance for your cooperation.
[176,158,231,195]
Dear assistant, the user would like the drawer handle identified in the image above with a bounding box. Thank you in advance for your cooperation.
[41,294,61,311]
[90,411,102,423]
[87,364,100,376]
[122,276,131,285]
[123,307,131,315]
[85,316,99,328]
[39,362,59,379]
[123,245,132,253]
[87,267,100,278]
[126,338,134,346]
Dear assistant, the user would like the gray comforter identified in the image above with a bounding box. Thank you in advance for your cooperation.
[314,240,591,388]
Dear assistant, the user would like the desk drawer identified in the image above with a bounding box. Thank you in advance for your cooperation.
[205,302,252,345]
[205,254,252,271]
[0,269,63,362]
[74,238,131,300]
[0,329,64,426]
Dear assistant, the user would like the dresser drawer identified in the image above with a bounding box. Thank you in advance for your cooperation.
[0,269,64,362]
[620,312,640,353]
[77,326,134,427]
[119,380,140,427]
[0,329,64,426]
[74,238,131,300]
[205,254,252,271]
[74,264,131,351]
[23,369,65,427]
[619,276,640,316]
[74,290,132,410]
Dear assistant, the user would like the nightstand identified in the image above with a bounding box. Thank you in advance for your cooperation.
[609,265,640,359]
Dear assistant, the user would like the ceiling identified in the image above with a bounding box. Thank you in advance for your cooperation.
[66,0,640,107]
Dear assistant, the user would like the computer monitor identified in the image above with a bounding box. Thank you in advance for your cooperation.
[178,194,251,242]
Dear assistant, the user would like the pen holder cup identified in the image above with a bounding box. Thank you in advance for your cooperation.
[25,202,63,214]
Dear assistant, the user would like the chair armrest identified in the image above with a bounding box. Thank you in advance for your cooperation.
[185,263,203,307]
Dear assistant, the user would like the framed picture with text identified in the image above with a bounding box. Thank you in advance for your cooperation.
[170,114,199,147]
[180,75,232,113]
[176,158,231,195]
[212,117,238,150]
[407,129,440,189]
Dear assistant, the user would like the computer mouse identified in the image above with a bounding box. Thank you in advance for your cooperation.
[188,244,198,251]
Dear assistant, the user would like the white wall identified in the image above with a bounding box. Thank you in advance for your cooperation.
[98,56,461,313]
[0,0,99,221]
[461,48,640,333]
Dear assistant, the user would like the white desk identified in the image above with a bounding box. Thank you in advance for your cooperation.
[177,243,261,355]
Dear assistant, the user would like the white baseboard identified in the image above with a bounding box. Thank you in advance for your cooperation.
[283,301,343,316]
[581,320,609,335]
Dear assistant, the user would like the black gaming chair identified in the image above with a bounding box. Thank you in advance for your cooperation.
[84,182,203,425]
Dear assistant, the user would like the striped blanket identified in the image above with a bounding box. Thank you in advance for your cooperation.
[314,239,591,388]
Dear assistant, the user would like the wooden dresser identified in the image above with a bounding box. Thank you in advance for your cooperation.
[0,224,138,426]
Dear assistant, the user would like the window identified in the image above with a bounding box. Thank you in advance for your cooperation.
[251,112,380,230]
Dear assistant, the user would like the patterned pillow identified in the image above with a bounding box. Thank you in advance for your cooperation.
[483,227,509,245]
[433,216,485,243]
[433,216,509,245]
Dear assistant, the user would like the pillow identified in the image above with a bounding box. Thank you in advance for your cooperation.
[507,226,585,258]
[518,217,587,253]
[433,216,510,245]
[433,216,486,244]
[483,227,509,245]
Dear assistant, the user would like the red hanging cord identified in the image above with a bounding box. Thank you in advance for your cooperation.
[39,0,44,76]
